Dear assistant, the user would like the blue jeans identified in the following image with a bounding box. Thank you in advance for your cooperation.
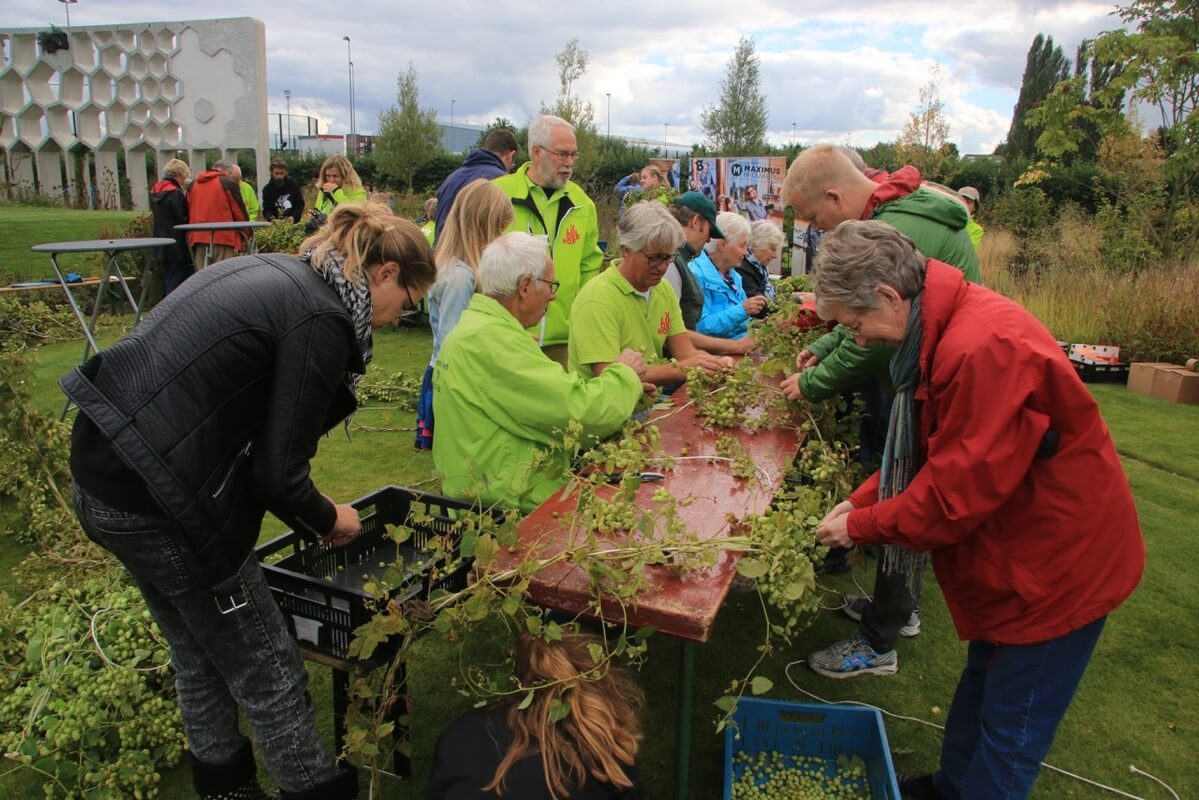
[72,486,341,794]
[933,616,1107,799]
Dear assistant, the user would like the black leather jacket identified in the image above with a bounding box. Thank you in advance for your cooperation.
[63,254,362,588]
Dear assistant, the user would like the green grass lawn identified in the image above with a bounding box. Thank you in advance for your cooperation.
[0,206,140,281]
[4,326,1196,800]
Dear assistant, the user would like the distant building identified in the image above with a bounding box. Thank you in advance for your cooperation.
[617,135,691,159]
[962,153,1004,163]
[438,122,487,154]
[296,135,346,157]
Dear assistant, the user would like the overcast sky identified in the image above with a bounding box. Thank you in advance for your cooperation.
[8,0,1129,154]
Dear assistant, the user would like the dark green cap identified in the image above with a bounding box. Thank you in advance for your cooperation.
[672,191,725,238]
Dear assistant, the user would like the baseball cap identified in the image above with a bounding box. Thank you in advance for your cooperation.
[672,191,725,239]
[958,186,980,203]
[270,157,287,168]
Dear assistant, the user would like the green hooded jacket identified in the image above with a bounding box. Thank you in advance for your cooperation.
[432,294,641,512]
[494,163,603,347]
[800,185,982,401]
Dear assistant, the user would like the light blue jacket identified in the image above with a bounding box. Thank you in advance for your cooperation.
[427,259,475,368]
[688,249,751,340]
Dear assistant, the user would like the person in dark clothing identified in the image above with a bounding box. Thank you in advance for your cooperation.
[261,158,305,223]
[434,128,518,239]
[425,632,642,800]
[64,203,435,800]
[149,158,194,295]
[736,219,785,317]
[665,191,724,330]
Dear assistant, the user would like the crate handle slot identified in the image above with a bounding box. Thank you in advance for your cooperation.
[776,710,827,725]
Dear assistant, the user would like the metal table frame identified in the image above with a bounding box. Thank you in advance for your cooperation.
[30,238,177,418]
[174,221,273,265]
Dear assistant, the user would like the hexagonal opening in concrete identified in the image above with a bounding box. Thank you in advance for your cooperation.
[105,104,127,136]
[148,52,168,79]
[76,104,103,145]
[99,44,123,74]
[127,52,148,80]
[116,31,136,52]
[156,30,178,53]
[90,74,116,107]
[61,68,87,109]
[0,115,17,147]
[142,78,160,103]
[9,35,37,73]
[17,105,47,147]
[70,34,98,71]
[124,122,145,145]
[151,98,171,123]
[46,106,74,146]
[0,70,28,115]
[137,30,156,55]
[162,122,182,146]
[117,75,139,105]
[93,30,115,47]
[160,76,180,101]
[129,101,150,125]
[26,62,59,105]
[143,120,162,145]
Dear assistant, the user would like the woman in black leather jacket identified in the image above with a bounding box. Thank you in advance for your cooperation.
[63,202,435,800]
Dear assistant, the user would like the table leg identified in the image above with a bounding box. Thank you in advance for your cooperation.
[206,232,215,267]
[105,255,141,322]
[674,640,696,800]
[49,253,100,357]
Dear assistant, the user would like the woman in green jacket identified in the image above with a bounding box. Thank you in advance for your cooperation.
[313,154,368,215]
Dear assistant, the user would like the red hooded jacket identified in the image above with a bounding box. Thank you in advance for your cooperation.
[186,170,249,252]
[846,260,1144,644]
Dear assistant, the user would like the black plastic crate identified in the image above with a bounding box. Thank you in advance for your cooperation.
[1070,359,1130,384]
[257,485,497,663]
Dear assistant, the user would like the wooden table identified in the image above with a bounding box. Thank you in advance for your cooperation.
[490,384,801,799]
[30,238,176,418]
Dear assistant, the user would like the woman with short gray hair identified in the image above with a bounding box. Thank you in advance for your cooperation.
[805,219,1143,800]
[690,212,764,339]
[735,220,786,314]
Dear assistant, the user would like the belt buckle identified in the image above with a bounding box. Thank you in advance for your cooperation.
[215,588,249,615]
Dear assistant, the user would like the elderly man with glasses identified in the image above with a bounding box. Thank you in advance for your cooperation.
[433,232,650,512]
[494,114,603,367]
[569,202,752,388]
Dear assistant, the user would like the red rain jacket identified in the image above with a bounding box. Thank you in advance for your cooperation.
[846,260,1144,644]
[186,170,249,252]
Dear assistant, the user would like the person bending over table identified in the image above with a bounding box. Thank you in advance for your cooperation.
[433,232,650,513]
[688,212,767,340]
[424,632,642,800]
[569,201,752,388]
[63,202,435,800]
[807,220,1144,800]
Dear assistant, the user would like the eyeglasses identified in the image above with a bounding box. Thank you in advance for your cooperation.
[639,251,675,267]
[398,284,422,319]
[539,146,579,162]
[535,277,560,293]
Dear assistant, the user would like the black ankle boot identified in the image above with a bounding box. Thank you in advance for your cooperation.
[190,740,274,799]
[898,772,950,800]
[277,766,358,800]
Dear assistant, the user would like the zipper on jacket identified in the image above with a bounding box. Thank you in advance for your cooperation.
[212,441,253,498]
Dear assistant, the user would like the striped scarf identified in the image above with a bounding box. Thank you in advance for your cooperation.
[879,293,927,590]
[302,248,373,395]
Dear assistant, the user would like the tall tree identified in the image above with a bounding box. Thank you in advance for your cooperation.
[701,37,770,153]
[1004,34,1072,159]
[894,67,953,179]
[375,63,443,192]
[541,38,600,175]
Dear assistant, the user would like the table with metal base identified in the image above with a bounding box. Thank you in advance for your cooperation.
[174,221,273,265]
[30,238,177,418]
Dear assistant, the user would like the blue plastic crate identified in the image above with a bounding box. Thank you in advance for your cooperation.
[723,698,900,800]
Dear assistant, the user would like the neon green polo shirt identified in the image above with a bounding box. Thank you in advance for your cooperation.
[568,265,686,378]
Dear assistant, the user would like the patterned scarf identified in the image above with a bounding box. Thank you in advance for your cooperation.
[302,248,373,394]
[879,293,927,591]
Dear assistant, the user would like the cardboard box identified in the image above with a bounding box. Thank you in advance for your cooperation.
[1153,367,1199,404]
[1127,362,1177,397]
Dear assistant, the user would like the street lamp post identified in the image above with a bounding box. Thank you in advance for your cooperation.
[605,92,611,138]
[284,89,292,149]
[342,36,355,140]
[451,98,455,128]
[663,123,669,154]
[792,122,796,148]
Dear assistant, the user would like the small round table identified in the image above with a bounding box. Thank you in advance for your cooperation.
[174,221,274,266]
[31,237,177,417]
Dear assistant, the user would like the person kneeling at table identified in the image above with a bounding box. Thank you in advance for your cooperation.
[569,201,752,387]
[433,232,650,512]
[424,631,643,800]
[808,220,1144,800]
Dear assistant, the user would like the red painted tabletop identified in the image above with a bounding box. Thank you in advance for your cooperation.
[490,384,802,643]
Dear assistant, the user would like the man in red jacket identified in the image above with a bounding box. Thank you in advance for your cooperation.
[187,160,249,270]
[811,221,1144,800]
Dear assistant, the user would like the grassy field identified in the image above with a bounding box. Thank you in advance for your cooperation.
[3,321,1194,800]
[0,206,140,281]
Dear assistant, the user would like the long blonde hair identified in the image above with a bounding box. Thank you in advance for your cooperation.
[299,202,434,289]
[433,179,514,275]
[485,633,643,799]
[317,154,363,193]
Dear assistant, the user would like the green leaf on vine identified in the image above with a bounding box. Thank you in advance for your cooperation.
[750,676,774,695]
[736,558,768,579]
[517,690,535,710]
[548,698,571,723]
[713,695,738,714]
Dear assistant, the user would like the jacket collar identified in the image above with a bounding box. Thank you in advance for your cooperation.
[467,292,527,332]
[862,165,922,219]
[917,259,969,379]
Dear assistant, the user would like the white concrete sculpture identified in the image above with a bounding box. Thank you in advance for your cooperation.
[0,17,268,211]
